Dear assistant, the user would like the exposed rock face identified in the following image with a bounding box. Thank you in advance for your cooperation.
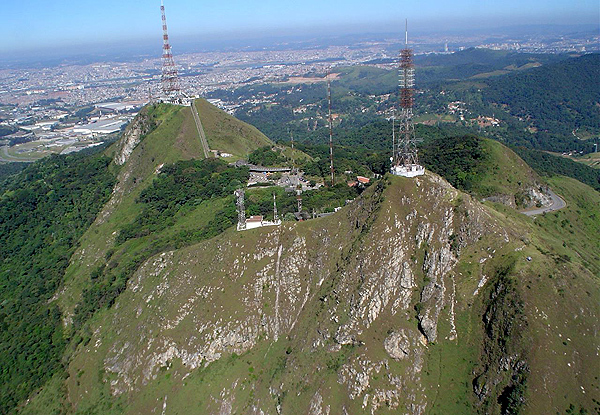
[113,110,155,166]
[484,182,552,209]
[66,173,519,414]
[309,392,330,415]
[524,184,552,207]
[384,330,410,360]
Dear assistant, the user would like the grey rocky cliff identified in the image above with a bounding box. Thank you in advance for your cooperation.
[66,173,517,414]
[113,110,155,166]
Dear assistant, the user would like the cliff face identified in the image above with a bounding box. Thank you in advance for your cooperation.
[113,108,156,166]
[59,171,598,415]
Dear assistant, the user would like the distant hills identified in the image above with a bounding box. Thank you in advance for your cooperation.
[0,57,598,415]
[483,53,600,142]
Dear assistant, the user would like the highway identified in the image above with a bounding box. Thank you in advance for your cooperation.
[190,103,211,159]
[521,188,566,216]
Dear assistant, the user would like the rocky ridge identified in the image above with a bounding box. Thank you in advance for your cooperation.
[65,172,530,414]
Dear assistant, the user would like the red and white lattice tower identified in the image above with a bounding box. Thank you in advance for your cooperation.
[160,0,181,101]
[391,20,424,177]
[327,68,335,186]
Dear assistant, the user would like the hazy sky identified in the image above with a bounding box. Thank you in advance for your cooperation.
[3,0,599,53]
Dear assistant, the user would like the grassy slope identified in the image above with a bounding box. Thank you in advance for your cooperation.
[475,139,540,198]
[58,103,206,323]
[422,135,544,204]
[22,99,599,414]
[408,175,600,414]
[24,101,276,414]
[483,176,600,414]
[39,169,599,415]
[194,98,272,158]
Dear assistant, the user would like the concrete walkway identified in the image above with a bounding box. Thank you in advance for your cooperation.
[190,103,210,159]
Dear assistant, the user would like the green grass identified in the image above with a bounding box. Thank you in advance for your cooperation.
[58,104,206,319]
[474,138,541,199]
[23,103,600,415]
[194,98,272,158]
[568,152,600,169]
[532,176,600,275]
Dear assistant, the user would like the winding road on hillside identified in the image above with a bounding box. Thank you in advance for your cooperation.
[521,188,566,216]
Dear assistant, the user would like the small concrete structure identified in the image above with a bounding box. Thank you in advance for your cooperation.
[390,164,425,178]
[248,165,292,173]
[244,215,282,230]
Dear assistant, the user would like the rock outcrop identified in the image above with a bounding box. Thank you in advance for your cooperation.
[113,109,156,166]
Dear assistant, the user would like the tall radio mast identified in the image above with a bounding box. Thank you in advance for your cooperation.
[160,0,181,101]
[391,19,424,177]
[327,68,335,186]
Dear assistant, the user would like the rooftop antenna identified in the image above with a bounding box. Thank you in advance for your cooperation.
[390,19,424,178]
[297,191,303,213]
[160,0,182,102]
[327,68,335,186]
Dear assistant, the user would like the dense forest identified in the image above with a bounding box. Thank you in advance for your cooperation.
[227,51,598,156]
[483,53,600,148]
[0,162,29,184]
[117,159,249,243]
[0,152,115,413]
[0,48,598,413]
[420,135,489,192]
[512,146,600,191]
[414,48,567,86]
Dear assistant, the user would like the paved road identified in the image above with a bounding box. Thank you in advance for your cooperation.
[0,146,37,163]
[521,188,566,216]
[190,103,211,159]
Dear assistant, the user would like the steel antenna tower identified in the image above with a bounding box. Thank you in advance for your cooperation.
[391,19,424,177]
[391,116,395,162]
[160,0,181,101]
[235,189,246,231]
[327,68,335,186]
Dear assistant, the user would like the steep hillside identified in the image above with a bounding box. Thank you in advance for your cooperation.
[0,101,280,414]
[421,135,552,208]
[193,98,272,158]
[56,103,207,327]
[24,170,598,414]
[0,151,115,413]
[7,100,598,415]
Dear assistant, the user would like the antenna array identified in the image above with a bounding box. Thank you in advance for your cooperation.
[327,68,335,186]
